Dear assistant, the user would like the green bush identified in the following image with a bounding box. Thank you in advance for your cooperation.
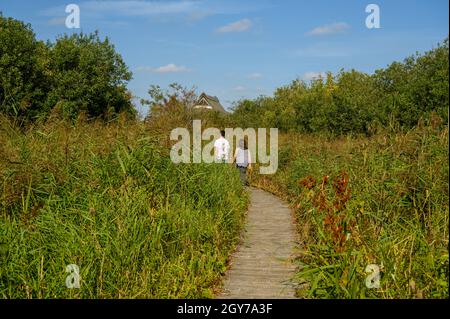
[0,14,49,119]
[0,15,134,122]
[231,38,449,135]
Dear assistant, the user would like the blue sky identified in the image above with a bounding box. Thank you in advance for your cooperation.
[1,0,448,114]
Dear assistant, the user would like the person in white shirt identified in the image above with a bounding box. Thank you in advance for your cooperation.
[233,138,252,185]
[214,130,230,163]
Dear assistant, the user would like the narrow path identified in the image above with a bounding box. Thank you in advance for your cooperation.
[218,187,298,299]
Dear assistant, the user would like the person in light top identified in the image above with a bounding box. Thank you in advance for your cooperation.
[233,138,252,185]
[213,130,230,163]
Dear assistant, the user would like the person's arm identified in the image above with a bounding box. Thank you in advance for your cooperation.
[232,148,237,164]
[247,151,252,171]
[226,141,231,163]
[213,140,218,160]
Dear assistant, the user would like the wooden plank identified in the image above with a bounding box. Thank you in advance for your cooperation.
[217,188,298,299]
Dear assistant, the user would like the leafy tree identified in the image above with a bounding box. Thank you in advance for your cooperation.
[46,32,134,120]
[330,70,377,134]
[230,97,270,129]
[141,83,197,118]
[0,14,49,120]
[140,83,198,136]
[373,38,449,129]
[1,15,135,122]
[231,37,448,135]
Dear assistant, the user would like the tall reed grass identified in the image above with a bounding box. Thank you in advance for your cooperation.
[251,122,449,298]
[0,115,248,298]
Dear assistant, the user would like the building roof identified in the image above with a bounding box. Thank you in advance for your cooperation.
[193,92,227,113]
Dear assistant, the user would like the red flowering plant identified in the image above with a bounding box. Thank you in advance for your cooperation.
[299,172,356,252]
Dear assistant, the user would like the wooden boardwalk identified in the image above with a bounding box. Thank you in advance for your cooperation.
[218,188,298,299]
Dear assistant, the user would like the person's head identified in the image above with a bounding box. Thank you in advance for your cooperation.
[239,138,248,150]
[220,130,226,137]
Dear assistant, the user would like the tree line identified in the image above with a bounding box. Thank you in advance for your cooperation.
[0,14,134,123]
[230,38,448,135]
[1,14,448,135]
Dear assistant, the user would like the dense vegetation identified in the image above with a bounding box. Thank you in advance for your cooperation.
[0,15,249,298]
[232,36,449,298]
[231,39,448,135]
[250,121,448,298]
[0,14,134,122]
[1,14,448,299]
[0,115,247,298]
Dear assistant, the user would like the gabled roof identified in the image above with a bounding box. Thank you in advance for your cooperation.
[193,92,227,113]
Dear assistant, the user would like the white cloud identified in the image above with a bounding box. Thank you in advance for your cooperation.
[83,1,198,16]
[40,1,196,18]
[217,18,252,33]
[137,64,191,73]
[303,72,326,81]
[306,22,350,36]
[186,11,212,23]
[233,85,247,91]
[41,1,272,21]
[247,72,263,79]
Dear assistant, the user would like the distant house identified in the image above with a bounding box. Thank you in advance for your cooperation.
[193,92,226,113]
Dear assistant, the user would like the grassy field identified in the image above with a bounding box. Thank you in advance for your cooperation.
[251,121,449,298]
[0,116,248,298]
[1,112,448,299]
[0,10,448,301]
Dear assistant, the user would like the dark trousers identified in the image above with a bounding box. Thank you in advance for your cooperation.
[236,165,247,185]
